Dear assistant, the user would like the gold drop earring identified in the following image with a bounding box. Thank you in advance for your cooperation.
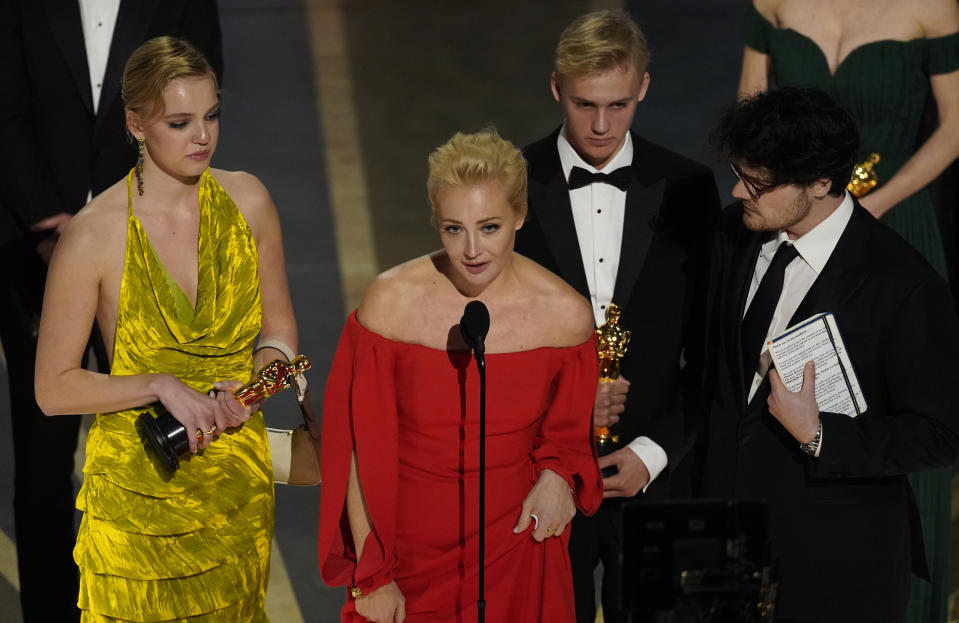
[135,138,145,196]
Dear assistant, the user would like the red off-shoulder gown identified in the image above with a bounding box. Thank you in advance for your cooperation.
[319,312,602,622]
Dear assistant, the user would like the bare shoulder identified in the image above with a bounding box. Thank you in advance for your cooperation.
[513,254,594,348]
[60,181,128,262]
[209,169,275,235]
[211,168,269,201]
[356,255,435,339]
[916,0,959,37]
[753,0,782,24]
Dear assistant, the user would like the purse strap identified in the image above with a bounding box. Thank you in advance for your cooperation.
[254,339,319,440]
[290,375,320,441]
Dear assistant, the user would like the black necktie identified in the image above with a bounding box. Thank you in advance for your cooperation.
[568,166,632,191]
[741,243,800,389]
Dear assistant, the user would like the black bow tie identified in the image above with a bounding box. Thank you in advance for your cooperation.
[567,166,632,191]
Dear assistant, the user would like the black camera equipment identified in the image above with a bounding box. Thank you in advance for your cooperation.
[618,499,777,623]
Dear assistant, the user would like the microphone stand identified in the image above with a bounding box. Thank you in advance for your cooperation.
[460,300,489,623]
[475,341,486,623]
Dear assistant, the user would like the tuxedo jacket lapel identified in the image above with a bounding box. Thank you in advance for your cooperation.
[525,129,591,300]
[539,173,591,300]
[96,0,160,133]
[611,171,663,306]
[723,210,765,406]
[44,0,93,115]
[788,206,871,326]
[610,133,673,307]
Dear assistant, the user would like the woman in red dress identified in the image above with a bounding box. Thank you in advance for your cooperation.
[318,128,602,622]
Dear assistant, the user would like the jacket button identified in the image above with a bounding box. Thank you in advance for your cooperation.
[739,434,751,447]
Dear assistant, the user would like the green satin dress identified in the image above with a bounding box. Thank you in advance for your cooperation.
[74,170,274,622]
[745,6,959,621]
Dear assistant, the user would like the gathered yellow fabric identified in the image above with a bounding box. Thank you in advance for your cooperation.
[74,170,274,622]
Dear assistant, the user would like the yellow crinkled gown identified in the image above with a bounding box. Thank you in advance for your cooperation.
[74,170,274,622]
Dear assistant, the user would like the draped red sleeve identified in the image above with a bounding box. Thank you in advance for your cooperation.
[530,335,603,515]
[318,312,399,595]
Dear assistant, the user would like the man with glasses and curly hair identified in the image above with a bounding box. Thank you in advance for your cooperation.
[703,85,959,622]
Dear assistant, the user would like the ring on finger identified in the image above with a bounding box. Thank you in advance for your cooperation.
[196,425,217,442]
[529,513,539,530]
[546,527,554,536]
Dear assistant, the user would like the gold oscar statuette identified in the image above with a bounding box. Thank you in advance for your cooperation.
[234,355,312,406]
[595,303,630,446]
[140,355,312,473]
[847,153,880,198]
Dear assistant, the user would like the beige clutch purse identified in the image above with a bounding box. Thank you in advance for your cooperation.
[258,339,321,486]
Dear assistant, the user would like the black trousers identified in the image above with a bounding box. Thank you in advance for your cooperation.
[0,239,81,622]
[570,502,627,623]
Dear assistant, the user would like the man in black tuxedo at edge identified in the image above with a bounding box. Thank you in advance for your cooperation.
[514,10,720,623]
[0,2,221,620]
[702,86,959,622]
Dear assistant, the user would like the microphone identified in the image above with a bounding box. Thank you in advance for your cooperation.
[460,299,490,623]
[460,300,490,357]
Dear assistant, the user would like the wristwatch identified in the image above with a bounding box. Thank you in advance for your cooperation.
[798,422,822,457]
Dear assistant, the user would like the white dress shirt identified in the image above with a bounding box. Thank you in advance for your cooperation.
[556,127,667,488]
[557,129,630,327]
[744,191,855,404]
[79,0,120,115]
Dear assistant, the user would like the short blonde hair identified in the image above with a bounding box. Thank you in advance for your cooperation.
[554,10,650,78]
[122,36,217,122]
[427,128,527,216]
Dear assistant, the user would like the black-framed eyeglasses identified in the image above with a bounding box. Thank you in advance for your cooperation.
[729,161,782,199]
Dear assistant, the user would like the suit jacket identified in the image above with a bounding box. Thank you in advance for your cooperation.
[0,0,222,246]
[701,200,959,620]
[516,128,720,498]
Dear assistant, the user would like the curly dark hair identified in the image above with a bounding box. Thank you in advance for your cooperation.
[710,86,859,197]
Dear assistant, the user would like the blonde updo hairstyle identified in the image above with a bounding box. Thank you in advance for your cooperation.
[122,36,217,131]
[427,128,528,220]
[554,9,650,79]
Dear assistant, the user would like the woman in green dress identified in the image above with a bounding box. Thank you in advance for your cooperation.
[34,37,297,621]
[739,1,959,620]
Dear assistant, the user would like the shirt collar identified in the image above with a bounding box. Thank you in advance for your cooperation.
[763,191,854,274]
[557,124,633,183]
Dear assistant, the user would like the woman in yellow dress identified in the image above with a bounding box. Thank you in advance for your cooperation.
[34,37,297,622]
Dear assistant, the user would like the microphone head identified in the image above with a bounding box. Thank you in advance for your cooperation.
[460,300,490,352]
